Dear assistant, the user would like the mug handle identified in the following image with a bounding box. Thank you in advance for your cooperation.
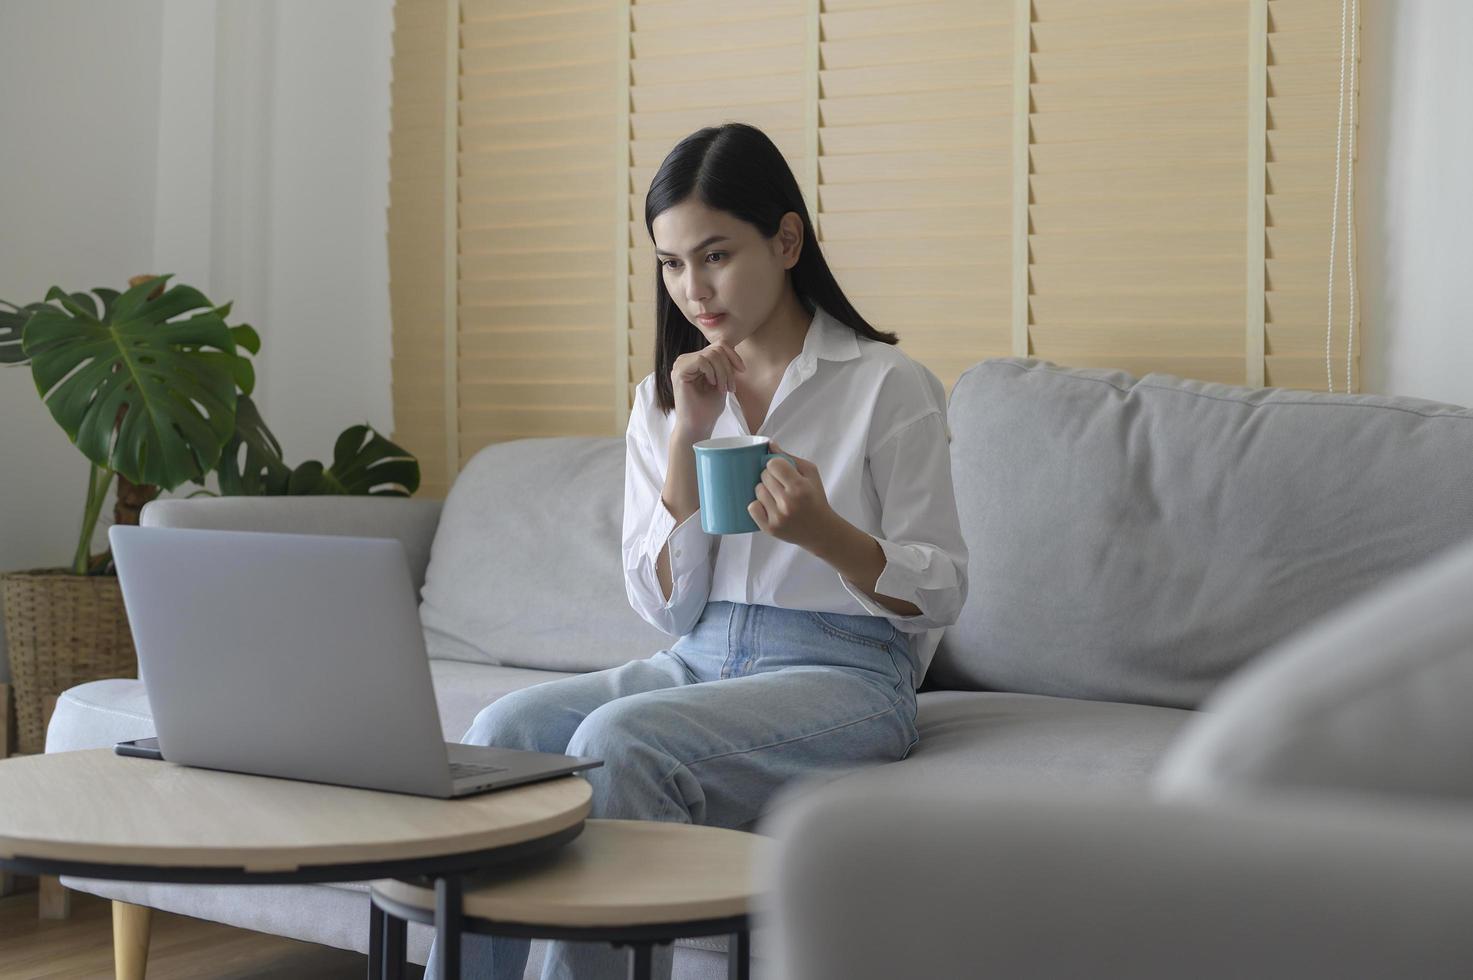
[764,451,797,469]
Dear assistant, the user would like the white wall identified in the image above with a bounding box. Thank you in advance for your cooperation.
[254,0,395,458]
[157,0,395,472]
[0,0,393,682]
[1358,0,1473,405]
[0,1,168,683]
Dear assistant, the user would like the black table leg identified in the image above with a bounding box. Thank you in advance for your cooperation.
[369,903,383,979]
[370,901,407,980]
[624,940,654,980]
[384,912,406,980]
[728,930,750,980]
[435,874,464,980]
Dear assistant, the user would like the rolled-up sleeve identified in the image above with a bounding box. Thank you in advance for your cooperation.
[622,393,718,637]
[839,411,969,632]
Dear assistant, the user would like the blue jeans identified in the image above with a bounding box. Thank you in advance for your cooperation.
[423,600,920,980]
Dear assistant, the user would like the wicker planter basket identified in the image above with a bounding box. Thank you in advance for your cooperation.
[0,568,137,755]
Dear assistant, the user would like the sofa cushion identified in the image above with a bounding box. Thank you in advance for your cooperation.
[44,677,155,753]
[46,662,575,753]
[429,659,577,739]
[758,690,1195,828]
[418,437,678,672]
[902,690,1194,787]
[1153,532,1473,806]
[934,357,1473,708]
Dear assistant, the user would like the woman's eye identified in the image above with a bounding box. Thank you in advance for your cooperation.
[661,253,724,269]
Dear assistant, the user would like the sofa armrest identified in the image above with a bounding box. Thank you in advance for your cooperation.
[759,774,1473,980]
[139,496,443,598]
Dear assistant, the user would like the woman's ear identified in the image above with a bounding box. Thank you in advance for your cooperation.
[778,211,804,269]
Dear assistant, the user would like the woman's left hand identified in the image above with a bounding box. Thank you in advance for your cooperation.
[750,439,837,550]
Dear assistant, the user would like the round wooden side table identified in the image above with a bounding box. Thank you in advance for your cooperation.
[0,748,591,979]
[372,818,771,980]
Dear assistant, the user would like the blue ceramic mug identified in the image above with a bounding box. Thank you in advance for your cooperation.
[692,435,797,534]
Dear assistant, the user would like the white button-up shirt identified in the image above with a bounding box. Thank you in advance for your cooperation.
[621,303,969,689]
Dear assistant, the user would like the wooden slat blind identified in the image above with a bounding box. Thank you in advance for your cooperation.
[818,0,1015,392]
[1020,0,1357,387]
[1262,0,1359,390]
[1025,0,1255,383]
[624,0,812,407]
[456,0,623,460]
[388,0,1360,491]
[388,0,455,499]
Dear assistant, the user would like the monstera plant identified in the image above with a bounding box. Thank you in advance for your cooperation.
[0,273,422,755]
[0,273,420,576]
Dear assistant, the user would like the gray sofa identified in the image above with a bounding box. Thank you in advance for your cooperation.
[763,529,1473,979]
[46,357,1473,977]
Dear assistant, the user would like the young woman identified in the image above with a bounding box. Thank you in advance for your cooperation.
[427,122,968,980]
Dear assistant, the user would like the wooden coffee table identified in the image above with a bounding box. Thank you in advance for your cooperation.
[0,749,592,979]
[372,818,771,980]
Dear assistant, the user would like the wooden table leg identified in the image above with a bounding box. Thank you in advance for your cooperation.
[34,694,74,920]
[113,901,153,980]
[39,876,71,919]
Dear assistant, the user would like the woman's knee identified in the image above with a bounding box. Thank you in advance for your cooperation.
[461,686,565,751]
[566,697,662,760]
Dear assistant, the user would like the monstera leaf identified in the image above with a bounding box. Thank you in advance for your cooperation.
[213,394,419,497]
[1,299,51,364]
[215,393,292,495]
[286,424,420,495]
[20,275,253,491]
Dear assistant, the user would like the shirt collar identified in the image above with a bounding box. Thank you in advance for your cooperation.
[723,302,863,432]
[802,303,863,366]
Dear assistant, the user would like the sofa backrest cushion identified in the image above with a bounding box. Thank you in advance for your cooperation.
[931,357,1473,708]
[1152,531,1473,805]
[418,436,673,671]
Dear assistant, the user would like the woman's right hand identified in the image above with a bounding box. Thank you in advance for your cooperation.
[670,343,745,442]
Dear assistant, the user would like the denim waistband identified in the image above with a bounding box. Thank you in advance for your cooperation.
[674,601,915,690]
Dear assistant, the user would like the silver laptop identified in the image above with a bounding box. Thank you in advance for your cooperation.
[107,524,602,798]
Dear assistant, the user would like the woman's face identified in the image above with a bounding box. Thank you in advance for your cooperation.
[651,197,801,349]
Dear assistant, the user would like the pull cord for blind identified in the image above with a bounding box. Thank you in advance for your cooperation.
[1325,0,1359,392]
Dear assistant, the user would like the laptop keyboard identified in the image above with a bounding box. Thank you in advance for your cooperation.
[449,761,510,780]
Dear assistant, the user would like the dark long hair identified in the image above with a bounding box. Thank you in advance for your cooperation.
[645,122,898,414]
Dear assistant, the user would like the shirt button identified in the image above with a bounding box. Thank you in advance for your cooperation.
[673,548,683,558]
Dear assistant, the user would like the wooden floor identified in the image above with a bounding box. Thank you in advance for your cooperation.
[0,887,424,979]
